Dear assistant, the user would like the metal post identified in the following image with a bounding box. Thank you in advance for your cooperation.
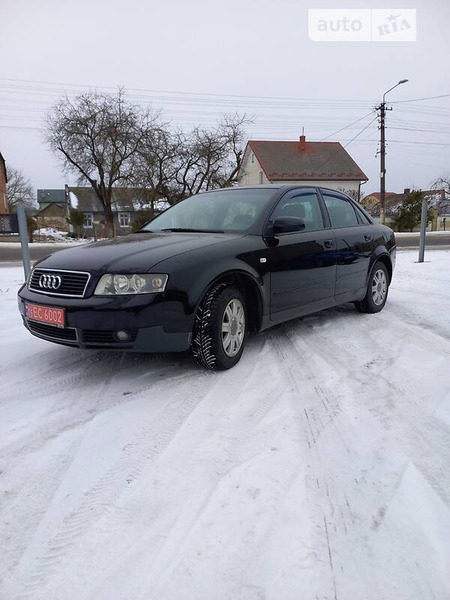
[16,203,31,280]
[418,195,428,263]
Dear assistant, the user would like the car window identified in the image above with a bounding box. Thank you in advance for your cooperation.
[141,188,276,233]
[271,190,325,232]
[222,201,259,231]
[353,204,372,224]
[321,192,359,228]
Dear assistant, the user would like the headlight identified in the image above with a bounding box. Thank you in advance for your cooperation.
[94,274,168,295]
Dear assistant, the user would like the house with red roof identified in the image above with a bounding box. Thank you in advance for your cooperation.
[363,188,447,218]
[238,135,368,196]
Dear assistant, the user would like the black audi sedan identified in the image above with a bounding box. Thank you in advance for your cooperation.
[18,185,396,370]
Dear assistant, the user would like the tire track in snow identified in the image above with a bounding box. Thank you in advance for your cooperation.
[0,353,196,462]
[268,325,343,450]
[2,348,106,399]
[3,349,165,402]
[0,433,82,588]
[281,324,380,600]
[122,351,284,597]
[387,301,450,345]
[6,368,216,599]
[273,309,450,599]
[295,314,450,507]
[1,355,206,596]
[12,346,285,600]
[266,326,347,600]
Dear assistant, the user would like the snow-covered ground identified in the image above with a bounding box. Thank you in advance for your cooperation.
[1,250,450,600]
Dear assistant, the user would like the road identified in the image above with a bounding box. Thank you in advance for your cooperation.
[1,233,450,264]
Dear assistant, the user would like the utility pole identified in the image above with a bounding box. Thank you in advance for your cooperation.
[376,101,387,224]
[376,79,408,225]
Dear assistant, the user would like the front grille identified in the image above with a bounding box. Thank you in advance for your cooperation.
[82,330,138,344]
[29,268,91,298]
[27,320,78,342]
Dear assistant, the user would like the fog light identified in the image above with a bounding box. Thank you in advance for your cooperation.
[116,330,131,342]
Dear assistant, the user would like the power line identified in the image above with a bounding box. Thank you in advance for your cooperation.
[0,77,379,105]
[390,94,450,104]
[320,112,375,141]
[344,116,379,148]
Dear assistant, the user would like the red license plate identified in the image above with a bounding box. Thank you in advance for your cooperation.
[25,303,65,328]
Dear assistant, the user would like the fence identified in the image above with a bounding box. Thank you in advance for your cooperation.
[0,213,19,234]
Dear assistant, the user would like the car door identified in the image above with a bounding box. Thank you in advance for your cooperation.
[267,188,337,320]
[319,189,375,303]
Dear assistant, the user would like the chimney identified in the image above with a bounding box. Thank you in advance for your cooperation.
[299,134,306,151]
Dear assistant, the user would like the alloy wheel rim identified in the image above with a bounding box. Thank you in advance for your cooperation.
[372,269,387,306]
[221,298,245,357]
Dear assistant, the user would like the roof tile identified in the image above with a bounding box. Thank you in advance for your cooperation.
[248,140,367,181]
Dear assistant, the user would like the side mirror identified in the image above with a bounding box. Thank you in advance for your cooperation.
[272,216,306,234]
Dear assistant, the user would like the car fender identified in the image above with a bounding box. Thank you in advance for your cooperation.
[367,247,394,284]
[160,255,267,334]
[181,256,265,307]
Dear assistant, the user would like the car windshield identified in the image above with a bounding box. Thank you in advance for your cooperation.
[140,188,276,233]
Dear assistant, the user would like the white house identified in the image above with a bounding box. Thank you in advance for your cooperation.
[238,135,368,195]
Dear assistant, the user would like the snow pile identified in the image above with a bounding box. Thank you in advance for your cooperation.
[32,229,95,243]
[34,227,69,241]
[0,250,450,600]
[69,191,79,209]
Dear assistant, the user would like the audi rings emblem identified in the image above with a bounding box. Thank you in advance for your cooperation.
[39,274,62,290]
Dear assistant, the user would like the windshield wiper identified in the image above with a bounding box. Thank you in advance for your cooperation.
[159,228,224,233]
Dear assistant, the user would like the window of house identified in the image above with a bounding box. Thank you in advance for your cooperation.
[119,212,131,228]
[84,213,94,228]
[251,152,255,163]
[259,171,263,184]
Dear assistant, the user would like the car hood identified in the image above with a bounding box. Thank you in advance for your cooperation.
[34,232,241,273]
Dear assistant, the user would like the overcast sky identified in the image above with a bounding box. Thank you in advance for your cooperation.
[1,0,449,196]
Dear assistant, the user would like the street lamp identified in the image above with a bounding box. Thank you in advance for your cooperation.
[377,79,408,224]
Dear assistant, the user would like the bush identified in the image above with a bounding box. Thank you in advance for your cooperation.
[26,214,38,242]
[393,190,431,232]
[68,208,86,238]
[131,210,154,232]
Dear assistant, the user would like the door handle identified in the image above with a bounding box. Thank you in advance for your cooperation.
[324,239,334,248]
[364,235,373,242]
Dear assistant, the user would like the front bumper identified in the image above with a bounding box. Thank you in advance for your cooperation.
[17,287,192,353]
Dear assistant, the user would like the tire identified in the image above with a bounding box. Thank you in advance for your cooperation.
[355,261,389,314]
[192,284,247,370]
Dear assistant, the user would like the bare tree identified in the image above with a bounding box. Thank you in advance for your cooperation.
[135,114,250,205]
[431,175,450,216]
[432,175,450,196]
[174,114,249,201]
[45,89,159,236]
[338,188,366,203]
[134,125,181,206]
[5,167,35,209]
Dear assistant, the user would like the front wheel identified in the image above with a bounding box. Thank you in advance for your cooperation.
[192,284,247,370]
[355,261,390,314]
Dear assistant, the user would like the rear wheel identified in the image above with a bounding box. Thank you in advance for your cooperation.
[192,284,247,370]
[355,261,389,314]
